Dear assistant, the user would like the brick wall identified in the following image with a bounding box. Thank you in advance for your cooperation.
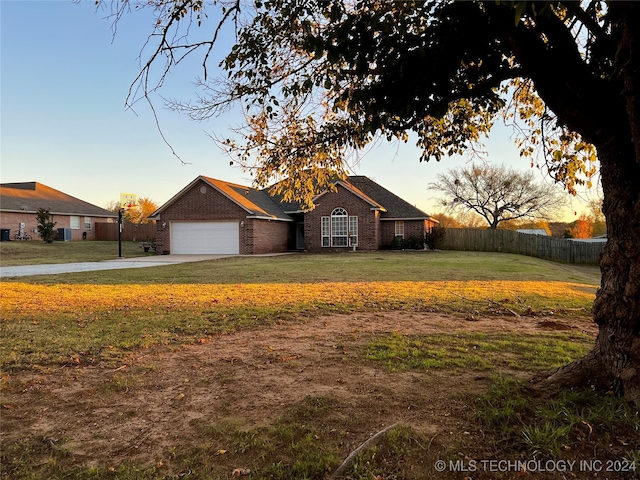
[379,220,396,248]
[246,218,291,254]
[154,179,249,254]
[0,211,110,241]
[379,219,436,248]
[153,179,291,255]
[1,212,40,240]
[303,185,379,252]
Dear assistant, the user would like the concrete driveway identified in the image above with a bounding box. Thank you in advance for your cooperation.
[0,255,231,278]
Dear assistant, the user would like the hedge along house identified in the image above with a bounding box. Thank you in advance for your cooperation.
[0,182,118,241]
[150,175,437,255]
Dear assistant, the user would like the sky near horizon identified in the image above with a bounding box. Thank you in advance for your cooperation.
[2,1,593,220]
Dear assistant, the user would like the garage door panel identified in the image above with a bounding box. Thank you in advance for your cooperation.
[172,221,239,254]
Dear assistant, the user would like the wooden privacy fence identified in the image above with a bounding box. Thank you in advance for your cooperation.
[441,228,605,264]
[95,223,156,242]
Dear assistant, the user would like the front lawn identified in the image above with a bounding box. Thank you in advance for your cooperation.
[1,249,601,285]
[2,252,636,480]
[0,240,152,266]
[0,252,599,371]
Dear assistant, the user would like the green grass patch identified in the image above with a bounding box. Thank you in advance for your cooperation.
[2,251,598,372]
[0,395,433,479]
[365,332,593,372]
[338,424,430,480]
[0,304,306,372]
[476,376,640,458]
[156,396,427,480]
[2,250,601,285]
[0,240,152,266]
[0,435,161,480]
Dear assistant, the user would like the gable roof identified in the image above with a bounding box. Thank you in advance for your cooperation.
[343,176,433,219]
[203,176,292,220]
[0,182,117,218]
[273,178,387,214]
[271,176,433,220]
[316,178,387,212]
[152,175,434,222]
[150,176,292,221]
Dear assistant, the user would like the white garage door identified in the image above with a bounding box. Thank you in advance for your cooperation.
[171,221,239,254]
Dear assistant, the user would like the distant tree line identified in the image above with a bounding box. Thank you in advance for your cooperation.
[431,197,605,239]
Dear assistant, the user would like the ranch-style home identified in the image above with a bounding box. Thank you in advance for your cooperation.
[0,182,117,241]
[149,175,437,255]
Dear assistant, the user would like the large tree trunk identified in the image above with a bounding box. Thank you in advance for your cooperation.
[534,138,640,405]
[587,137,640,403]
[529,4,640,405]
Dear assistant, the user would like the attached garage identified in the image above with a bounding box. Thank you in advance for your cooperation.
[150,176,297,254]
[171,221,239,254]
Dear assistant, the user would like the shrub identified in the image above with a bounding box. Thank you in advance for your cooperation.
[391,236,424,250]
[403,236,425,250]
[36,208,56,243]
[425,226,446,250]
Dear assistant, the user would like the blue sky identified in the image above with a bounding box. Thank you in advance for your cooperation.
[1,1,589,219]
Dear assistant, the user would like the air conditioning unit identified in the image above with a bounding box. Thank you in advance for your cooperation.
[57,228,72,241]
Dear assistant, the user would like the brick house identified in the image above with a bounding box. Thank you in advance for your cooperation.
[0,182,117,241]
[150,175,437,255]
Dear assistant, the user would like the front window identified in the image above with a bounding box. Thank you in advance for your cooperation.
[321,208,358,247]
[321,217,330,247]
[84,217,92,229]
[349,216,358,246]
[70,216,80,229]
[331,208,348,246]
[395,221,405,239]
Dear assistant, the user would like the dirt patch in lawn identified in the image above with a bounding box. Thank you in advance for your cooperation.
[1,311,614,479]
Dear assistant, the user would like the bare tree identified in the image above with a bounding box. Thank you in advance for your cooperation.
[431,164,566,229]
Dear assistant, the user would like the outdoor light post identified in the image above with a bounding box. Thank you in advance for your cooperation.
[118,208,124,258]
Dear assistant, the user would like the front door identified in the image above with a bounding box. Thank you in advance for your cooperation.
[296,222,305,250]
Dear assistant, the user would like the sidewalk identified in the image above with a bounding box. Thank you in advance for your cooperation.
[0,255,230,278]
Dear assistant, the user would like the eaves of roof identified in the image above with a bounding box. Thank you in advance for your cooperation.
[1,182,117,218]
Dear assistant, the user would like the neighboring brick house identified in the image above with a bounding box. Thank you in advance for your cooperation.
[0,182,117,241]
[150,175,437,254]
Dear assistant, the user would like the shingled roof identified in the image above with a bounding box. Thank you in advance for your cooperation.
[152,175,433,222]
[150,176,292,221]
[272,175,432,220]
[345,176,432,220]
[0,182,117,218]
[202,176,292,220]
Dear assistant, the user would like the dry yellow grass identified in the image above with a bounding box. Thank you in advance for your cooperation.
[1,280,594,314]
[0,280,595,371]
